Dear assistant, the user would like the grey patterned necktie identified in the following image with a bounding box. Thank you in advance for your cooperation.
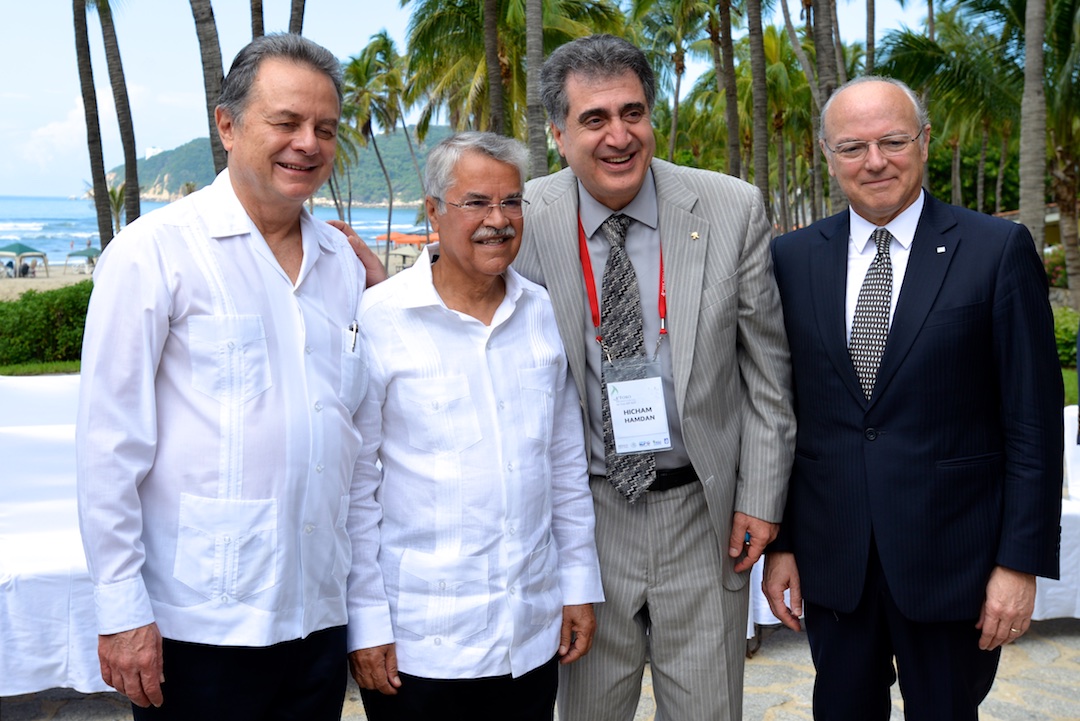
[599,213,656,502]
[849,227,894,400]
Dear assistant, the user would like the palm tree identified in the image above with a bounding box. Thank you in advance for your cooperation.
[1019,0,1048,252]
[706,1,741,178]
[865,0,876,74]
[73,0,113,248]
[288,0,305,34]
[780,0,825,221]
[525,0,547,176]
[91,0,140,227]
[401,0,622,140]
[107,181,125,234]
[812,0,844,213]
[189,0,227,174]
[484,0,506,134]
[343,52,398,268]
[747,0,770,215]
[251,0,264,38]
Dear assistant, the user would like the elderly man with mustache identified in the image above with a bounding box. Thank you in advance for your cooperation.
[345,132,603,721]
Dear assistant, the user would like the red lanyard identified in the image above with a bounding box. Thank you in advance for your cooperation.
[578,216,666,348]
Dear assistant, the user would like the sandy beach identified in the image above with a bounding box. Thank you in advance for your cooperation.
[0,273,91,302]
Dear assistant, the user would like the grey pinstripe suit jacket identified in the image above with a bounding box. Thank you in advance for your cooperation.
[514,159,796,590]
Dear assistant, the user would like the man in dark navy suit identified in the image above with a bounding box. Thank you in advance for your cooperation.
[765,76,1063,720]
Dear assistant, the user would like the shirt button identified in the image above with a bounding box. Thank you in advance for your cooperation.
[508,526,516,536]
[221,595,230,604]
[223,535,231,544]
[227,341,236,350]
[498,401,506,410]
[304,524,314,534]
[509,587,516,596]
[305,345,313,354]
[438,581,446,590]
[432,401,440,410]
[434,637,442,646]
[314,401,323,412]
[315,463,324,473]
[507,462,514,471]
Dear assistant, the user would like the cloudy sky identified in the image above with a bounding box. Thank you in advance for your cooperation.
[1,0,924,198]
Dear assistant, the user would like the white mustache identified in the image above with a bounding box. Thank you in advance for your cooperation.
[472,225,517,242]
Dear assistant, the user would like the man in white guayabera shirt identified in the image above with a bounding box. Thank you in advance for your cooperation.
[346,132,603,721]
[76,33,384,721]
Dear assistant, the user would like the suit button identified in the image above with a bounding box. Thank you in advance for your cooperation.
[864,428,878,441]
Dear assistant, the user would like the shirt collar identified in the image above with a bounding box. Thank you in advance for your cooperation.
[577,168,659,237]
[393,242,525,311]
[849,189,925,252]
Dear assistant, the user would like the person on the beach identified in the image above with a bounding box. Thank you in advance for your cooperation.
[347,131,603,721]
[77,33,381,720]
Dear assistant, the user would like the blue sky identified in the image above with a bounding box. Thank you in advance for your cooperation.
[1,0,924,198]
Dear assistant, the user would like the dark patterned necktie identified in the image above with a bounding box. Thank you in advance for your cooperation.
[599,213,656,502]
[849,227,894,400]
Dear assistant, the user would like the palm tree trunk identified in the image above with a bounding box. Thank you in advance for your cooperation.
[189,0,227,174]
[74,0,113,248]
[668,59,683,162]
[371,136,394,270]
[251,0,264,38]
[977,124,988,213]
[950,138,962,206]
[748,0,771,217]
[526,0,547,177]
[995,134,1008,214]
[812,0,844,213]
[718,0,741,178]
[484,0,505,134]
[865,0,875,75]
[1019,0,1047,252]
[830,0,847,85]
[777,123,790,232]
[288,0,305,34]
[400,115,432,240]
[1053,161,1080,310]
[95,0,140,227]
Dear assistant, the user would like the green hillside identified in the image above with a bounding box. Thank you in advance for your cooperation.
[112,125,453,204]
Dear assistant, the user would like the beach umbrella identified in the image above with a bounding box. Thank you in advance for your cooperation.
[395,232,435,245]
[0,242,50,278]
[373,231,418,244]
[64,246,102,274]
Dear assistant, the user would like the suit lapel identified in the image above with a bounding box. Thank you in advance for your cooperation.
[531,170,590,399]
[653,162,706,410]
[813,212,867,405]
[872,195,959,405]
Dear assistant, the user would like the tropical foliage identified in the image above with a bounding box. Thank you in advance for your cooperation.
[80,0,1079,305]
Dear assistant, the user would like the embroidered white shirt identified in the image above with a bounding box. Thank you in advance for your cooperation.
[347,245,603,679]
[77,170,368,646]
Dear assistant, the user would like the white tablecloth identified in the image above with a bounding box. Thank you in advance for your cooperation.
[0,375,109,695]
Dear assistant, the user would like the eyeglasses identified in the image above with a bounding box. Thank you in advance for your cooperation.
[437,197,530,219]
[823,128,925,161]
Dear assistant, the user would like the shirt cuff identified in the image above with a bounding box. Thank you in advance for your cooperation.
[94,576,155,635]
[559,563,605,606]
[346,603,396,653]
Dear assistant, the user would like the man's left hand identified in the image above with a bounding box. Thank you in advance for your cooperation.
[558,604,596,665]
[326,219,389,287]
[729,512,778,573]
[976,566,1036,651]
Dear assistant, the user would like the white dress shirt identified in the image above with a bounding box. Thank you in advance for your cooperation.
[77,170,368,647]
[845,190,925,339]
[347,245,603,679]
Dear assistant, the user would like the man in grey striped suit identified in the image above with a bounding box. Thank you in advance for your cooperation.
[513,34,795,720]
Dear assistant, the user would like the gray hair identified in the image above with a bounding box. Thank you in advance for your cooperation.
[541,34,656,131]
[218,33,343,124]
[425,132,528,213]
[820,75,930,142]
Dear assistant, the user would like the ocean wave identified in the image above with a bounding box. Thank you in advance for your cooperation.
[0,222,45,232]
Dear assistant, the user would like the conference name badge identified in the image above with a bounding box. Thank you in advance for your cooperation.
[603,357,672,455]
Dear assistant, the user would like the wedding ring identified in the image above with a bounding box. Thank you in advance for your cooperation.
[1010,628,1021,634]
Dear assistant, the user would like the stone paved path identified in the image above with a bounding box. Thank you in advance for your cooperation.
[5,619,1079,720]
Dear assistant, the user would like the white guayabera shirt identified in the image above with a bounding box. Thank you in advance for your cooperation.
[76,170,368,646]
[347,245,603,679]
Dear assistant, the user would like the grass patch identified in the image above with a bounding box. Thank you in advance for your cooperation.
[1065,367,1078,407]
[0,360,80,376]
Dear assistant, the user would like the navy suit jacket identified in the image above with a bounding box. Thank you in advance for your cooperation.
[771,193,1062,623]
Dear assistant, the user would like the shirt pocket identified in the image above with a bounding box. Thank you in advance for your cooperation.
[173,493,278,603]
[525,537,561,626]
[395,549,490,642]
[519,364,559,444]
[339,327,368,413]
[396,377,482,453]
[188,315,272,405]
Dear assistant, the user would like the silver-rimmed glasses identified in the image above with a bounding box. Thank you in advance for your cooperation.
[823,128,925,162]
[437,197,530,219]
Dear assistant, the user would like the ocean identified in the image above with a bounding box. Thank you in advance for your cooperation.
[0,195,426,269]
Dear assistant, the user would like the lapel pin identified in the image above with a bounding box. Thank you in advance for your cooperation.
[936,246,946,254]
[691,231,700,241]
